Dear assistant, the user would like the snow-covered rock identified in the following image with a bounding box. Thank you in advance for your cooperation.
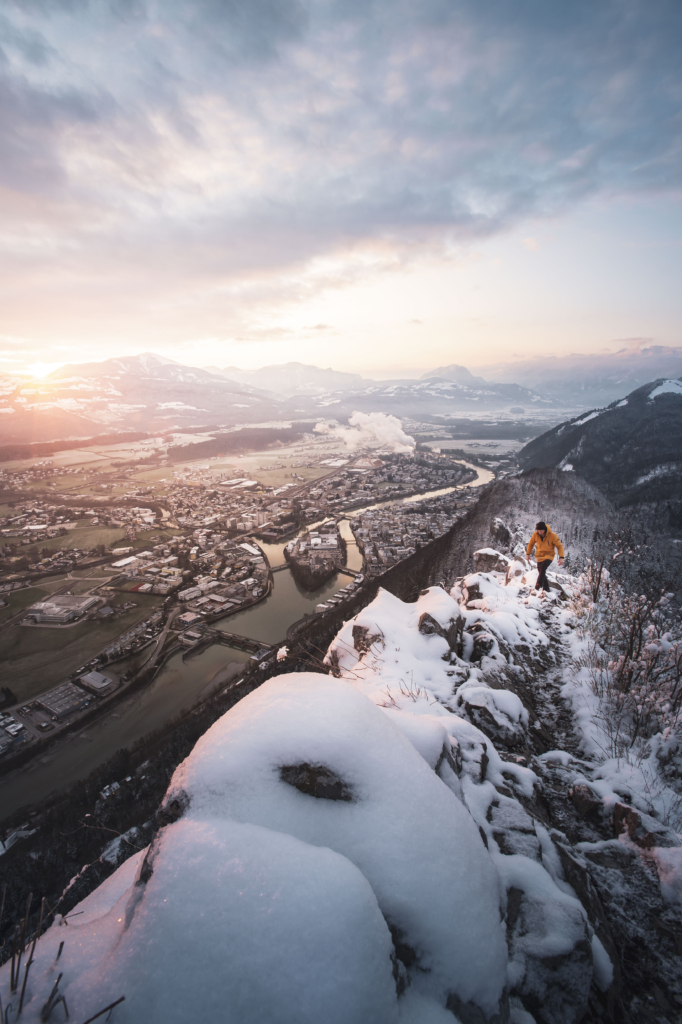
[474,548,511,573]
[8,820,401,1024]
[162,674,509,1018]
[12,547,682,1023]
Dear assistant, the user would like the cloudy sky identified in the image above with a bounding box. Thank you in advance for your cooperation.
[1,0,681,376]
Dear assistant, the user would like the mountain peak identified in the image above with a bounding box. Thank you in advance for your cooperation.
[421,364,488,386]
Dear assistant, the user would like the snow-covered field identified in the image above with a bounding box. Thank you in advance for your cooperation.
[2,551,681,1023]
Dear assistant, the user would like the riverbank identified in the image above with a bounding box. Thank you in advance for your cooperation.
[0,463,494,821]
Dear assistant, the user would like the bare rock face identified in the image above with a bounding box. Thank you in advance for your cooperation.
[156,788,190,826]
[569,784,604,825]
[612,802,681,850]
[474,548,511,573]
[418,610,465,656]
[469,628,496,663]
[280,763,354,802]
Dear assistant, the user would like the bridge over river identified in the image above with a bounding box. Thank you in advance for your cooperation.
[183,627,272,659]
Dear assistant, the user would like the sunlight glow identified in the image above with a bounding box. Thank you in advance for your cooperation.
[27,362,62,378]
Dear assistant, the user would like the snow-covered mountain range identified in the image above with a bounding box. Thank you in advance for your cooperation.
[518,378,682,506]
[0,355,559,445]
[4,348,681,448]
[0,355,288,444]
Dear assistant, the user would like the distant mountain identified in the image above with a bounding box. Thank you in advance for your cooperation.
[470,344,682,407]
[298,376,558,420]
[420,365,546,408]
[210,362,365,397]
[0,354,289,443]
[0,352,568,448]
[420,364,488,386]
[518,378,682,505]
[204,361,560,418]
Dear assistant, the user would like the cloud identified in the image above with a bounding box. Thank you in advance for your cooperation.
[0,0,681,350]
[314,411,415,452]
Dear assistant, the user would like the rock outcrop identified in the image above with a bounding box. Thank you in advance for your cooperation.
[4,545,681,1024]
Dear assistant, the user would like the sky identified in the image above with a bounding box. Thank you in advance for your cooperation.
[1,0,681,378]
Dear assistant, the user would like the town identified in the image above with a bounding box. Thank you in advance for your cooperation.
[0,439,483,763]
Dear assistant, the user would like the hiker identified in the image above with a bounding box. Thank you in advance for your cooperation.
[526,521,564,594]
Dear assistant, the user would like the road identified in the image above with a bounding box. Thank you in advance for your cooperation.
[134,605,182,677]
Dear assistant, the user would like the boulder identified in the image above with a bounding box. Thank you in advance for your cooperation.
[474,548,512,573]
[506,557,530,585]
[455,685,529,748]
[418,610,465,656]
[613,802,681,850]
[506,886,593,1024]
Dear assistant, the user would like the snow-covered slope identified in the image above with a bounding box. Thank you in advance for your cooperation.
[0,355,289,443]
[309,376,558,419]
[420,365,547,409]
[3,554,681,1023]
[518,378,682,505]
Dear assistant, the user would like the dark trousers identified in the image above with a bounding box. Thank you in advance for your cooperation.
[536,560,552,592]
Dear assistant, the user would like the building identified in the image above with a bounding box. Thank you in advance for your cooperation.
[78,670,117,696]
[23,595,99,625]
[177,611,202,626]
[38,682,91,719]
[111,555,139,569]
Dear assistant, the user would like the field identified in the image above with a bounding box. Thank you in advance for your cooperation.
[0,592,164,701]
[130,528,178,548]
[0,586,50,625]
[29,524,129,554]
[162,438,347,491]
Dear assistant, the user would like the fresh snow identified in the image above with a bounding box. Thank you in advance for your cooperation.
[163,674,508,1015]
[8,553,682,1021]
[573,410,601,426]
[649,378,682,400]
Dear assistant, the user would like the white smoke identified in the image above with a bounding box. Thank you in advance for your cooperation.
[314,411,415,452]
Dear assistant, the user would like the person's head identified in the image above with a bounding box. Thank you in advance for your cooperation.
[536,521,547,536]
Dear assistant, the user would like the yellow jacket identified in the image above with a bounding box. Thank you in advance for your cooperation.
[527,526,564,562]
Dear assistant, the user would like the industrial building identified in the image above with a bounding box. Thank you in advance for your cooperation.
[23,595,99,625]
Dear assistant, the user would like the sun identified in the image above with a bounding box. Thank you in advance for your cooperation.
[27,362,61,378]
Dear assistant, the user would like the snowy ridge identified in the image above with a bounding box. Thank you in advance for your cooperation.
[2,556,681,1023]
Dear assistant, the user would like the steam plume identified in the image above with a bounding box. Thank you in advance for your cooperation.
[314,411,415,452]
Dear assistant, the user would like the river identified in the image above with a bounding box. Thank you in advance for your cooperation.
[0,460,491,820]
